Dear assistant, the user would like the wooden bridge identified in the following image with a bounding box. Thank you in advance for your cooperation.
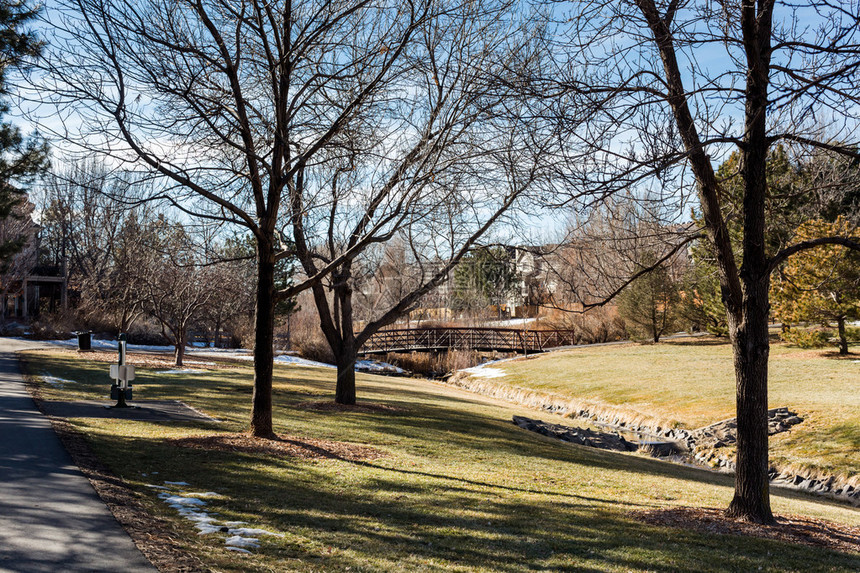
[358,327,578,355]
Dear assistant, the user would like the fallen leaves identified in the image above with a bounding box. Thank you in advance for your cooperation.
[635,506,860,554]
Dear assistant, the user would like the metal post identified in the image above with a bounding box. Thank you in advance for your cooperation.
[109,333,133,409]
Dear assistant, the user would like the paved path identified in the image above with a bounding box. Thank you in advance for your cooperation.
[0,338,156,572]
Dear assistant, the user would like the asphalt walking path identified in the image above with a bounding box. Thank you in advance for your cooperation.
[0,338,156,572]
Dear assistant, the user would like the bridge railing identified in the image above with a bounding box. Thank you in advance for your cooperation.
[359,327,578,354]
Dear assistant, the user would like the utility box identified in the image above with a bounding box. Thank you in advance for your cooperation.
[110,384,133,400]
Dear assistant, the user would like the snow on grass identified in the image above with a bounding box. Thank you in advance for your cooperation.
[273,354,335,368]
[225,535,260,548]
[150,481,283,553]
[159,494,208,508]
[155,368,205,374]
[355,359,407,375]
[460,365,507,379]
[31,338,408,374]
[228,527,284,538]
[41,373,76,387]
[30,336,407,374]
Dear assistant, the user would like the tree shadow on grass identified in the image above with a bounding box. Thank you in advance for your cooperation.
[99,435,860,573]
[661,338,729,347]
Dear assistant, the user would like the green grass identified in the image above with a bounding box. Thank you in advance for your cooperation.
[20,349,860,572]
[469,338,860,479]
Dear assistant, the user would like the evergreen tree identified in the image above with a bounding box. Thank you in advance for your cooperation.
[616,252,680,342]
[452,247,519,318]
[771,217,860,354]
[686,147,856,335]
[0,0,48,269]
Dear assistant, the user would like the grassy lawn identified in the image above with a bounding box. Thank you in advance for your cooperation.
[465,338,860,480]
[20,349,860,572]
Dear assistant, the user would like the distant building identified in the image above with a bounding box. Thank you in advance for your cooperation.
[0,199,68,320]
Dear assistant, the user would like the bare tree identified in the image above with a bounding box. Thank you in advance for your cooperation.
[351,237,423,327]
[36,0,543,420]
[140,216,212,366]
[39,162,149,332]
[536,0,860,523]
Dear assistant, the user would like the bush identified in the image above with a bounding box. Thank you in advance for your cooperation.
[845,326,860,343]
[779,328,832,349]
[29,310,78,340]
[545,306,626,345]
[385,349,491,378]
[287,304,336,364]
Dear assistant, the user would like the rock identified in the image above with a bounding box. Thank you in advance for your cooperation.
[638,441,681,457]
[512,416,637,452]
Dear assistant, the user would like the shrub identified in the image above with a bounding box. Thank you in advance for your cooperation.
[287,305,336,364]
[384,349,492,378]
[545,306,626,345]
[779,328,832,349]
[29,310,78,340]
[845,326,860,343]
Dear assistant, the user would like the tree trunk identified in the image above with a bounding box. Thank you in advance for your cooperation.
[174,331,185,367]
[250,237,276,438]
[725,278,775,524]
[723,0,776,523]
[837,316,848,355]
[335,335,357,405]
[335,269,358,404]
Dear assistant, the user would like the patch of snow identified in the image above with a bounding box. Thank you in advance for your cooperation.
[158,494,207,507]
[225,547,252,554]
[195,522,223,535]
[228,527,284,538]
[36,337,228,354]
[272,354,335,369]
[41,374,75,387]
[461,366,507,379]
[155,369,205,374]
[26,336,406,374]
[189,347,251,355]
[355,359,406,374]
[150,482,282,554]
[225,535,260,548]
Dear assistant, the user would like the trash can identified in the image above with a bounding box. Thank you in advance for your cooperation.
[74,331,92,351]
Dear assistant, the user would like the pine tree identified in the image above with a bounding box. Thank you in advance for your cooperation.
[616,252,680,343]
[0,0,48,270]
[771,217,860,354]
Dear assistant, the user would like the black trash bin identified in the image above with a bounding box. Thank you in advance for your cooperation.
[75,331,92,351]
